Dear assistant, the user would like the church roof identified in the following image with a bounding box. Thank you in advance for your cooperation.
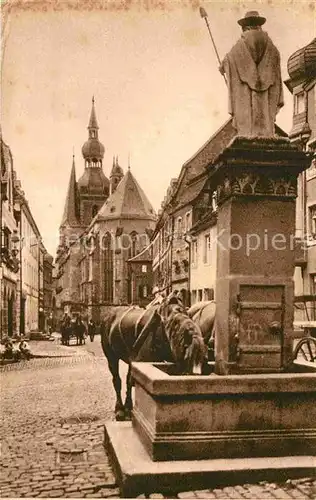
[77,167,109,193]
[60,157,80,227]
[97,169,156,221]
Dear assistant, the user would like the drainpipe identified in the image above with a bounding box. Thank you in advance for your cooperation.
[184,234,192,308]
[0,163,3,339]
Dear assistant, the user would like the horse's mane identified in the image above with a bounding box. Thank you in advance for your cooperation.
[165,311,206,370]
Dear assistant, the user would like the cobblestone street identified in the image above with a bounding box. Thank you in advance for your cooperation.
[1,338,315,499]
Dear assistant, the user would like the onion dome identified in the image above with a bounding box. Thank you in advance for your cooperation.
[82,139,105,161]
[287,38,316,84]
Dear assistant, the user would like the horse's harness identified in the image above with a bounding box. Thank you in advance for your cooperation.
[115,306,159,360]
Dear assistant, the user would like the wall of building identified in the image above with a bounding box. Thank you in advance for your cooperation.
[20,210,40,333]
[0,139,19,338]
[190,223,217,304]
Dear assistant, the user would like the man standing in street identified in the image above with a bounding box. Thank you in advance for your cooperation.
[88,318,96,342]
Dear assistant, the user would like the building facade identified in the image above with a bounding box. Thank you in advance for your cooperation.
[14,187,50,335]
[0,135,20,338]
[43,252,54,332]
[1,133,52,338]
[285,37,316,311]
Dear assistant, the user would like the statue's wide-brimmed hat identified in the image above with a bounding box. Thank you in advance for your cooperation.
[238,11,266,27]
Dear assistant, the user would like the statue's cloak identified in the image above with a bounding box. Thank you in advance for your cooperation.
[222,30,284,137]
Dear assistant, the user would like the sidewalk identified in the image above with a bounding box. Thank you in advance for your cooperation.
[29,336,90,358]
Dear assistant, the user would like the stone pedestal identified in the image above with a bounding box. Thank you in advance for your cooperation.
[211,137,310,374]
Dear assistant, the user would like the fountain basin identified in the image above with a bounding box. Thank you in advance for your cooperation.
[132,362,316,461]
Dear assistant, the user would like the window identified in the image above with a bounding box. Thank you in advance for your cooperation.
[212,191,218,212]
[204,288,214,301]
[103,234,113,302]
[141,264,147,273]
[191,240,197,265]
[294,92,305,114]
[310,205,316,238]
[198,289,203,302]
[2,227,10,250]
[177,217,182,238]
[191,290,197,304]
[92,205,98,218]
[203,234,211,264]
[138,285,148,299]
[185,212,191,233]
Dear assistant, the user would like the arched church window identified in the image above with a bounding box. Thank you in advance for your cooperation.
[103,233,113,303]
[130,232,138,257]
[92,205,98,218]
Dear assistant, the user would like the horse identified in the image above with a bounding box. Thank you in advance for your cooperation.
[100,295,207,421]
[72,318,86,345]
[60,316,72,346]
[187,301,216,361]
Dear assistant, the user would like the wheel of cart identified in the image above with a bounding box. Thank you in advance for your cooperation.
[293,336,316,362]
[293,294,316,363]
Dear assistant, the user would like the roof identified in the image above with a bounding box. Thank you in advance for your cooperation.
[287,38,316,86]
[60,157,80,227]
[174,175,207,210]
[97,169,156,221]
[77,166,109,192]
[190,209,217,235]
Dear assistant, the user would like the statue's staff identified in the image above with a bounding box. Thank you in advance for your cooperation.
[199,6,227,85]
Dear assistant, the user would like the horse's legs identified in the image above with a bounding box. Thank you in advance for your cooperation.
[124,364,133,420]
[107,357,125,421]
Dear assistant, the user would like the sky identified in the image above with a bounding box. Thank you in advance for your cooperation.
[2,0,315,256]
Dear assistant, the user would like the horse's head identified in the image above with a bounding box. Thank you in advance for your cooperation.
[165,313,208,375]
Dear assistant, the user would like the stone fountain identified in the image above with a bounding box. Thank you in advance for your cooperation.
[104,12,316,497]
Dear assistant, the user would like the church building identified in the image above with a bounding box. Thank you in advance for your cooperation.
[54,99,156,322]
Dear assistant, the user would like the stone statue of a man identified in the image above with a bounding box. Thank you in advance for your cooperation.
[220,11,284,137]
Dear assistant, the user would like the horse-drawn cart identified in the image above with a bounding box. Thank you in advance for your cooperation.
[293,294,316,363]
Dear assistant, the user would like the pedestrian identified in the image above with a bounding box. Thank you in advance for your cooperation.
[88,318,96,342]
[19,338,31,360]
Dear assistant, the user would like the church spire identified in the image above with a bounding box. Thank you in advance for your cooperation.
[88,96,99,136]
[60,155,79,228]
[82,98,105,168]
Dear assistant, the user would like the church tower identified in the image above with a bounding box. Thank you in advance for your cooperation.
[58,154,81,245]
[110,155,124,194]
[78,97,110,225]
